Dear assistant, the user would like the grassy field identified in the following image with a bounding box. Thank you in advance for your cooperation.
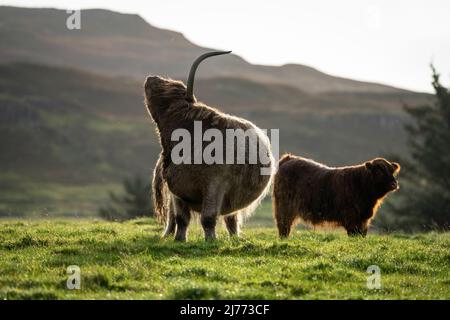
[0,218,449,300]
[0,178,123,218]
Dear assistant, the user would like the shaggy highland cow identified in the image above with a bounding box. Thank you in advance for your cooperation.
[146,51,274,241]
[273,154,400,237]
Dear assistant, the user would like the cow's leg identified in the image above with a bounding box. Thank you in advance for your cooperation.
[274,200,296,238]
[200,186,224,241]
[162,198,176,237]
[346,222,368,237]
[173,197,191,242]
[224,213,240,237]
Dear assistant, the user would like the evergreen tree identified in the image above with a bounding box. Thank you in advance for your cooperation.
[394,66,450,230]
[99,175,153,221]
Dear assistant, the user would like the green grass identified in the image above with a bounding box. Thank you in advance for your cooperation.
[0,218,448,300]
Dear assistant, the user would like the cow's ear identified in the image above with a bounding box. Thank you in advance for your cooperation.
[365,161,373,170]
[391,162,401,173]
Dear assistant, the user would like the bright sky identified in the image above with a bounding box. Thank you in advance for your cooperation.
[1,0,450,92]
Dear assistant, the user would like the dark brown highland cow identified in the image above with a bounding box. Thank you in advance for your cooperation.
[273,154,400,237]
[146,51,274,242]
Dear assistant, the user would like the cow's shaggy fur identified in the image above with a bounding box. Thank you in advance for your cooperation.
[273,154,400,237]
[145,76,274,241]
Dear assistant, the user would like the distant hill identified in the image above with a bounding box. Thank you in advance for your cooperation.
[0,63,430,215]
[0,6,409,94]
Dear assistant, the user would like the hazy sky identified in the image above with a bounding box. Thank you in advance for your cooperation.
[1,0,450,92]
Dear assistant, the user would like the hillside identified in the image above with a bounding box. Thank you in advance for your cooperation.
[1,63,421,180]
[0,219,449,299]
[0,6,409,94]
[0,63,429,216]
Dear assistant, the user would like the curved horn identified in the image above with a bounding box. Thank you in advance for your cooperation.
[186,50,231,101]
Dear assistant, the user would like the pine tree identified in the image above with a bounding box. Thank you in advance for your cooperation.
[99,175,153,221]
[395,66,450,230]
